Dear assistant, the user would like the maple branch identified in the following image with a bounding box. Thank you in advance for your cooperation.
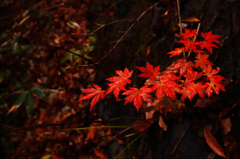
[176,0,182,34]
[176,0,185,57]
[95,1,160,65]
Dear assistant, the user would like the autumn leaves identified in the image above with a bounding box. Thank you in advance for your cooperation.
[78,29,225,112]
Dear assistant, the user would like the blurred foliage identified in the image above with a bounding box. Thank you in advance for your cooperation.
[0,0,240,158]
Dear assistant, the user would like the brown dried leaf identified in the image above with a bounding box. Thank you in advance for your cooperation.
[135,120,151,133]
[221,118,232,135]
[158,115,167,131]
[203,127,226,158]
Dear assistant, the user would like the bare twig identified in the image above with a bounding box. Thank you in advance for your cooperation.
[36,128,137,158]
[54,46,111,77]
[36,1,76,12]
[176,0,185,57]
[55,49,68,100]
[95,1,160,65]
[170,120,193,154]
[0,116,147,135]
[82,19,135,36]
[176,0,182,33]
[134,33,156,56]
[93,0,123,24]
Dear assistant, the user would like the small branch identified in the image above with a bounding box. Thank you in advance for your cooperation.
[114,131,148,159]
[36,126,136,158]
[82,19,135,36]
[176,0,185,57]
[93,0,123,24]
[55,49,68,100]
[36,1,76,12]
[134,33,156,56]
[0,116,146,135]
[170,120,193,155]
[54,46,111,77]
[176,0,182,33]
[95,1,160,65]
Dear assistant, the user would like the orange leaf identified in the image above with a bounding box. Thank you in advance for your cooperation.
[181,17,200,22]
[7,105,20,115]
[167,48,184,57]
[203,127,226,158]
[158,115,167,131]
[93,148,105,158]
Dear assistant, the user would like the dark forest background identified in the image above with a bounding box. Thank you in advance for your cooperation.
[0,0,240,158]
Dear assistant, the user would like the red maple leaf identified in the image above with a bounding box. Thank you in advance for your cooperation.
[180,81,207,101]
[201,31,221,44]
[178,38,198,52]
[173,59,194,76]
[152,72,180,100]
[122,85,153,112]
[202,65,226,97]
[105,68,133,101]
[183,71,203,81]
[137,62,161,80]
[167,48,184,58]
[197,31,221,54]
[203,65,225,82]
[205,81,226,97]
[195,53,213,69]
[77,84,105,110]
[180,29,198,39]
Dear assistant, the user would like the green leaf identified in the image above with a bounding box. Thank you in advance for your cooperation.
[89,36,97,43]
[68,50,93,60]
[14,91,28,105]
[83,45,94,52]
[31,86,47,99]
[60,52,71,64]
[26,91,34,117]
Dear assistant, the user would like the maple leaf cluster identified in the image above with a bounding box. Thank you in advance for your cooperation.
[77,29,225,112]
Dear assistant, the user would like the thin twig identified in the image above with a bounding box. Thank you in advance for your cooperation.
[114,131,148,159]
[176,0,182,34]
[93,0,123,24]
[55,49,68,100]
[134,33,156,56]
[0,116,146,135]
[82,19,135,36]
[95,1,160,65]
[36,127,137,158]
[170,120,193,154]
[176,0,185,57]
[36,1,76,12]
[54,46,111,77]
